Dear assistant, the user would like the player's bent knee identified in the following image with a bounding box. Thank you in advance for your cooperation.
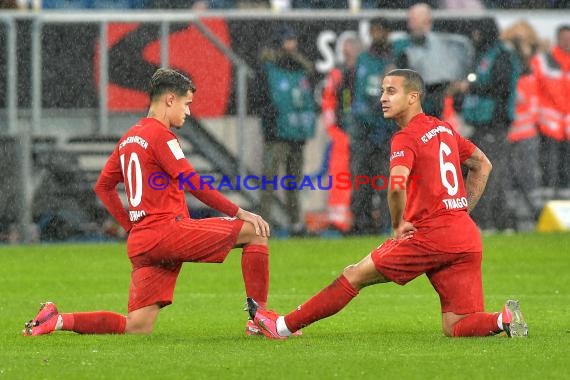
[237,223,268,246]
[249,234,268,246]
[125,319,154,335]
[342,264,362,288]
[442,324,454,337]
[441,313,463,337]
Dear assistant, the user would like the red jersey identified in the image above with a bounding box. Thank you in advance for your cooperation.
[389,113,481,252]
[94,118,239,256]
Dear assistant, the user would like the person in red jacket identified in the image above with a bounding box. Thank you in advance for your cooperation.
[23,68,272,337]
[531,25,570,191]
[248,69,528,339]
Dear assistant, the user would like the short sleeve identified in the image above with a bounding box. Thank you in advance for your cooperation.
[456,133,477,162]
[390,132,415,170]
[153,130,194,178]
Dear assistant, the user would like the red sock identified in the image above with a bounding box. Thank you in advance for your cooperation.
[285,275,358,332]
[452,312,500,337]
[61,312,126,334]
[242,244,269,309]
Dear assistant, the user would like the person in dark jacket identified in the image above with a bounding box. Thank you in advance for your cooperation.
[454,18,521,231]
[254,25,316,235]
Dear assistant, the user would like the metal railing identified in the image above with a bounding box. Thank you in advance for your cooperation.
[1,11,256,241]
[1,8,564,240]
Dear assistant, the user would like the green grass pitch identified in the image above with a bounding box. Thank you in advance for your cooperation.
[1,233,569,379]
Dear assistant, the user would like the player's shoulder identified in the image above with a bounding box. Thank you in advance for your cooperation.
[118,118,177,150]
[398,114,457,144]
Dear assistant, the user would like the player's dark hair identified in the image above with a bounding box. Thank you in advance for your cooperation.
[385,69,425,101]
[557,24,570,37]
[149,68,196,102]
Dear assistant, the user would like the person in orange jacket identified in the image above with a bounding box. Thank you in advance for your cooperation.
[321,32,363,233]
[531,25,570,193]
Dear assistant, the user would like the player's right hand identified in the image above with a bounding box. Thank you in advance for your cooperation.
[236,208,271,238]
[393,221,416,240]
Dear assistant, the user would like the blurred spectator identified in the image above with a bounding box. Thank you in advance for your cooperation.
[14,0,40,8]
[483,0,570,8]
[393,3,474,118]
[456,18,521,231]
[375,0,439,7]
[254,25,316,235]
[148,0,236,8]
[291,0,377,7]
[0,0,18,8]
[439,0,483,9]
[531,24,570,193]
[40,0,145,8]
[350,18,396,235]
[320,32,363,233]
[502,20,542,225]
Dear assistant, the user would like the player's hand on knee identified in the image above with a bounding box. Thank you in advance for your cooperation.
[236,208,271,238]
[393,221,416,240]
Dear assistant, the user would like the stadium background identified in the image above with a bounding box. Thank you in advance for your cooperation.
[0,5,568,241]
[1,4,569,379]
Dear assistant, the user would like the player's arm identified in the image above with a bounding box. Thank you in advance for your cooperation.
[93,150,132,233]
[180,170,270,237]
[156,133,270,237]
[387,165,416,238]
[462,147,492,214]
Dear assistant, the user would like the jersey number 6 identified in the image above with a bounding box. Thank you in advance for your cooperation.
[439,142,459,196]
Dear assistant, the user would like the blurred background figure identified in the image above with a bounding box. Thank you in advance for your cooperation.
[456,18,521,232]
[350,18,396,235]
[290,0,377,8]
[502,20,543,229]
[254,25,316,236]
[1,0,19,8]
[320,32,363,233]
[148,0,236,9]
[393,2,473,118]
[531,24,570,198]
[438,0,484,9]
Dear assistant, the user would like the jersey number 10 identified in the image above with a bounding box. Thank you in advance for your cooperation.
[120,152,143,208]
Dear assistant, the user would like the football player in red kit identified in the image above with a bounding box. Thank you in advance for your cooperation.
[24,68,271,336]
[248,69,528,339]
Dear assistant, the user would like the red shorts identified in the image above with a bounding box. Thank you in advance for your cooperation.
[371,237,484,314]
[127,217,244,312]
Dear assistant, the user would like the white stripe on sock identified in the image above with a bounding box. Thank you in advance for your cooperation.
[497,313,503,330]
[276,316,291,337]
[55,315,63,330]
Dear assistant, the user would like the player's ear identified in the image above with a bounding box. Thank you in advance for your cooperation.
[165,93,175,107]
[409,91,420,105]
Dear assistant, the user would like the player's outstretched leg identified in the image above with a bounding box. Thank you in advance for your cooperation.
[248,254,386,339]
[247,298,287,339]
[23,302,59,336]
[23,302,127,336]
[247,274,360,339]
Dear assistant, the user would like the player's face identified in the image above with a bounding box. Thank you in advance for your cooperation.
[558,30,570,53]
[170,90,194,129]
[380,75,409,119]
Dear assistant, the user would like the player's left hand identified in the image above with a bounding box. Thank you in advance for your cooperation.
[393,221,416,240]
[236,208,271,238]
